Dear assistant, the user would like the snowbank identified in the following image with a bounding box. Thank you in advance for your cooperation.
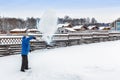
[0,40,120,80]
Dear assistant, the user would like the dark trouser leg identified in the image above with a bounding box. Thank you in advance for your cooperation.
[21,55,28,71]
[25,55,28,69]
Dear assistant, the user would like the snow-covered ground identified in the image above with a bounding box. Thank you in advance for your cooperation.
[0,40,120,80]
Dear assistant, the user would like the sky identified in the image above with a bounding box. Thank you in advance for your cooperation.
[0,0,120,22]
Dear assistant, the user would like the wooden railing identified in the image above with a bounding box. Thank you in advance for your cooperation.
[0,36,22,45]
[0,31,120,56]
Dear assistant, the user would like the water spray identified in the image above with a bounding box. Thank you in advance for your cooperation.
[37,10,58,46]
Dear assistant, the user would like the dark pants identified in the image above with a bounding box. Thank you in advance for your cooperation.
[21,55,28,71]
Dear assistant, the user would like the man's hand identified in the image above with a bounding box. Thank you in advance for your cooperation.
[33,36,36,39]
[29,49,32,52]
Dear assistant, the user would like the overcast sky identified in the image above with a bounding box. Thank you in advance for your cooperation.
[0,0,120,22]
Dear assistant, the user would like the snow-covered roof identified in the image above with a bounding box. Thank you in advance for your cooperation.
[65,28,76,31]
[99,26,111,30]
[99,26,105,30]
[73,25,83,29]
[27,29,39,32]
[88,26,96,29]
[57,23,70,28]
[10,28,27,32]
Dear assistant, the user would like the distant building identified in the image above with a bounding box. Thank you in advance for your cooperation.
[111,18,120,30]
[10,28,39,35]
[57,23,75,33]
[73,25,88,31]
[88,25,99,30]
[73,25,83,31]
[27,29,39,33]
[10,28,27,35]
[57,27,76,33]
[99,26,111,30]
[57,23,72,28]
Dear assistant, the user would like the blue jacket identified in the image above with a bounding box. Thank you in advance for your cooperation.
[21,36,35,55]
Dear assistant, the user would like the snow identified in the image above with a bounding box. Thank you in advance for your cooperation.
[73,25,83,29]
[57,23,70,28]
[65,28,76,31]
[0,40,120,80]
[10,28,27,32]
[0,36,22,38]
[88,26,96,29]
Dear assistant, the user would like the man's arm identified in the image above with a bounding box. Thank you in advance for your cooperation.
[27,36,36,41]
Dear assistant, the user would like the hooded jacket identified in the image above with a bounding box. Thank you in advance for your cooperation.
[21,36,35,55]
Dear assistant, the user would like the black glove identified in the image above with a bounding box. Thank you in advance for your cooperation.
[33,36,36,39]
[29,49,32,52]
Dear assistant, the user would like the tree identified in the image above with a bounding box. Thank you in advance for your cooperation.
[86,17,90,24]
[91,18,97,24]
[26,17,37,29]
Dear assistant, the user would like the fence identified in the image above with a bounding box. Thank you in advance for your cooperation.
[0,31,120,56]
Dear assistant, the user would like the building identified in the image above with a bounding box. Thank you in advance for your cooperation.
[111,18,120,30]
[57,27,76,33]
[27,29,39,33]
[10,28,27,35]
[10,28,40,35]
[57,23,75,33]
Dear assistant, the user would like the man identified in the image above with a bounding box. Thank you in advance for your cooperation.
[21,35,36,72]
